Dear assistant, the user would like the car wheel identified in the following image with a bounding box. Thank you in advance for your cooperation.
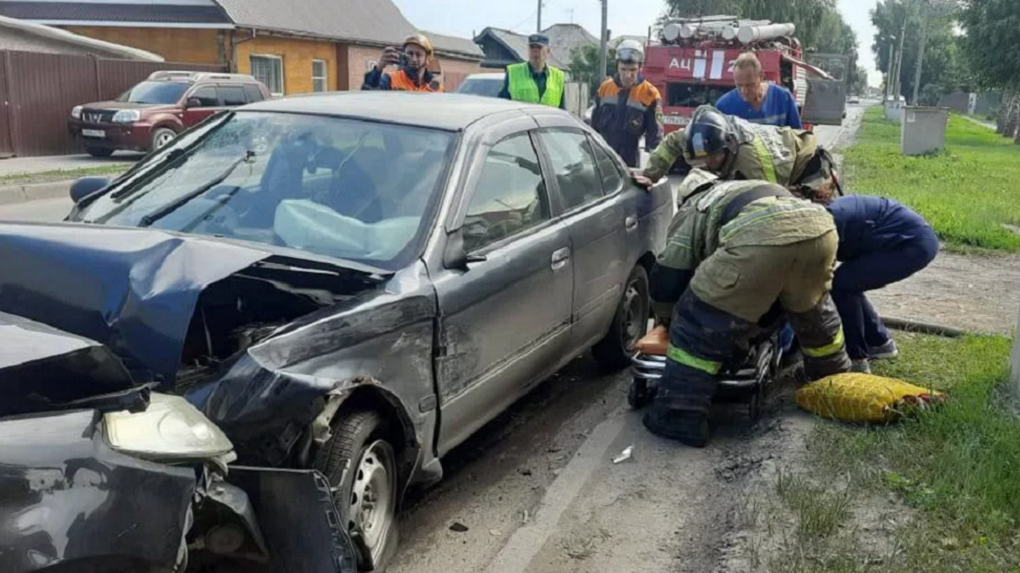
[314,409,398,572]
[593,265,650,371]
[85,146,114,158]
[151,128,177,151]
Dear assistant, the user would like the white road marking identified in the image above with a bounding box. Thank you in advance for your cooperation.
[484,414,627,573]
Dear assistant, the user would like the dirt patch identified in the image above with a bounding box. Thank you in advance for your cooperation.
[715,403,916,573]
[833,108,1019,336]
[868,251,1020,334]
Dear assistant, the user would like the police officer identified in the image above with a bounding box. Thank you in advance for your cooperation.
[590,40,662,168]
[643,170,851,447]
[363,34,444,92]
[499,34,566,109]
[644,105,837,201]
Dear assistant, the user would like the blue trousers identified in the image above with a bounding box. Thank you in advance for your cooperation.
[831,237,939,360]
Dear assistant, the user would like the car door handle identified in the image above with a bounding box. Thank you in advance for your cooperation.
[625,215,638,231]
[551,247,571,271]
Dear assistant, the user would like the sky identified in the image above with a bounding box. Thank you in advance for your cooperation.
[393,0,883,86]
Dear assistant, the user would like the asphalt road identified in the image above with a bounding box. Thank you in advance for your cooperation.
[0,105,867,573]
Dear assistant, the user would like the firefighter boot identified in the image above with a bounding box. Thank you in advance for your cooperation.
[642,358,715,448]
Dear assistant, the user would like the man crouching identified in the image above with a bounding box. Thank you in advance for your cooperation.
[644,170,851,447]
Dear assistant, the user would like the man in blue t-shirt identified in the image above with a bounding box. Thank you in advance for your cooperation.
[716,52,803,129]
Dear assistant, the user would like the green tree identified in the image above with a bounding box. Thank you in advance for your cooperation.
[871,0,963,104]
[959,0,1020,140]
[569,44,615,98]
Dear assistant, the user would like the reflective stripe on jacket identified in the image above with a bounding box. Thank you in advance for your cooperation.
[592,77,662,168]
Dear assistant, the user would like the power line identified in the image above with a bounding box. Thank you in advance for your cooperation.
[507,10,538,32]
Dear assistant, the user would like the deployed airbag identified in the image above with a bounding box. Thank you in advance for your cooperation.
[274,199,419,261]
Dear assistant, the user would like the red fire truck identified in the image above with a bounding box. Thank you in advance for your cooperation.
[642,16,848,135]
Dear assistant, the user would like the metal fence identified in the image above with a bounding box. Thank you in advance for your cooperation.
[0,50,226,157]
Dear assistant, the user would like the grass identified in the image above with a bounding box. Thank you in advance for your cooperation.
[0,164,130,187]
[842,106,1020,252]
[803,331,1020,572]
[775,468,853,540]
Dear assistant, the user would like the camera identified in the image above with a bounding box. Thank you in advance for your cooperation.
[398,52,408,68]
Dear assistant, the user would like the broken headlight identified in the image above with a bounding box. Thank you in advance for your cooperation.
[104,393,236,461]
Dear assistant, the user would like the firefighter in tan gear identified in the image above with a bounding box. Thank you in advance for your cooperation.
[644,105,838,199]
[639,168,851,446]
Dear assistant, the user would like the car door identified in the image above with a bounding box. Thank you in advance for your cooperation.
[182,85,223,127]
[432,124,574,456]
[533,125,628,352]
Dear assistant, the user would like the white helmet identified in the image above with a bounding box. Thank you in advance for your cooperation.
[616,39,645,65]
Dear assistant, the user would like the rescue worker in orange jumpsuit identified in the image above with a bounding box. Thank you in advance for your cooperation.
[363,34,444,92]
[591,40,663,168]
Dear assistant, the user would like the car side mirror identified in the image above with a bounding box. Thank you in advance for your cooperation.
[186,97,203,109]
[443,228,486,270]
[70,176,110,204]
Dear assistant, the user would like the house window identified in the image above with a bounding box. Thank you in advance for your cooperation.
[312,59,328,92]
[250,55,284,96]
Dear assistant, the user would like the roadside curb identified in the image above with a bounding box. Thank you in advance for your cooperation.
[0,180,72,206]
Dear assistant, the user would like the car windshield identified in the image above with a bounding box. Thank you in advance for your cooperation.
[72,111,456,270]
[118,81,191,104]
[666,82,731,108]
[456,78,503,97]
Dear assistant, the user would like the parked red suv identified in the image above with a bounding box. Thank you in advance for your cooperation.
[69,71,272,157]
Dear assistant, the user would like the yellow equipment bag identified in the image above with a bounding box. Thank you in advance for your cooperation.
[796,373,945,424]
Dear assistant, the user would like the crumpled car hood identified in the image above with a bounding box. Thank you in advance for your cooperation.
[0,310,139,417]
[0,222,269,386]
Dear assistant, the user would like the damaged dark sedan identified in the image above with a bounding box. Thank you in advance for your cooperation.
[0,92,671,570]
[0,312,357,573]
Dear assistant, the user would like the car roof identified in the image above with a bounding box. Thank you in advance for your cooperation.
[242,92,563,131]
[464,73,506,80]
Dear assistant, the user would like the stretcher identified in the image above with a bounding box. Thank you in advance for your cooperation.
[629,321,785,420]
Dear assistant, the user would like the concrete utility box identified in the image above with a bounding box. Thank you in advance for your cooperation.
[884,98,905,122]
[901,106,949,156]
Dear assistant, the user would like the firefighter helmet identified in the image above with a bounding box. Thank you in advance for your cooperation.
[616,40,645,65]
[683,105,738,166]
[403,34,434,58]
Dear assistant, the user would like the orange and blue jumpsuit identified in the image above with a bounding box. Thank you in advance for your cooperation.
[362,67,444,92]
[591,76,662,167]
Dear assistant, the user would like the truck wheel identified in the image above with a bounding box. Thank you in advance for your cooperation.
[314,410,398,571]
[593,265,650,372]
[151,127,176,151]
[85,146,114,158]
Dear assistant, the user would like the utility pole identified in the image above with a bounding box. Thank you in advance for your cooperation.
[537,0,542,33]
[892,18,907,99]
[597,0,608,86]
[886,38,896,99]
[911,2,929,105]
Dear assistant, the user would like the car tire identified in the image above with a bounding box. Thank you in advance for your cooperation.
[593,265,650,372]
[150,127,177,152]
[314,409,399,572]
[85,146,114,158]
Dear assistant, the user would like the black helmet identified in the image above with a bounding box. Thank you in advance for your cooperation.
[683,106,737,166]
